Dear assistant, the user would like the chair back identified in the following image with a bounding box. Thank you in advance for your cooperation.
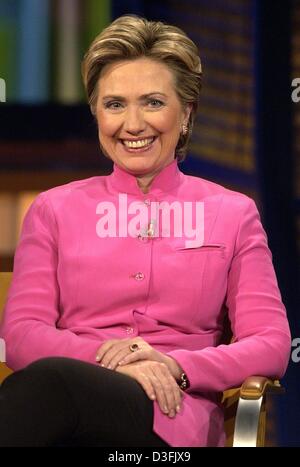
[0,272,13,382]
[0,272,13,316]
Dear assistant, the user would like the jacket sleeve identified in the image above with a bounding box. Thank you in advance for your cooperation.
[0,192,101,371]
[167,197,291,393]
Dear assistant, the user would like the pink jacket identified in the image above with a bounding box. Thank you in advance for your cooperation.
[0,159,291,447]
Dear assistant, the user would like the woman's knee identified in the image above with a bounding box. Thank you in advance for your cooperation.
[1,358,72,407]
[26,356,77,374]
[24,357,96,395]
[15,357,81,392]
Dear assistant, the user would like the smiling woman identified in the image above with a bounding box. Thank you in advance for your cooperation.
[0,14,291,448]
[94,57,192,190]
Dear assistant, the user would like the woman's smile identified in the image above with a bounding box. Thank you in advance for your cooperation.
[118,136,158,153]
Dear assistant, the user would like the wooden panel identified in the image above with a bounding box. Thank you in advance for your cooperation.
[0,255,14,272]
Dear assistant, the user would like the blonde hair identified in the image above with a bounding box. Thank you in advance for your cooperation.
[82,14,202,161]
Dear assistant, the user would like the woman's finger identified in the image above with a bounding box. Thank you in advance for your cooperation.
[116,361,181,417]
[158,364,182,413]
[117,364,157,403]
[95,339,121,363]
[137,373,157,403]
[100,340,145,369]
[99,347,126,369]
[146,364,173,416]
[96,337,147,367]
[150,363,178,417]
[125,362,168,414]
[96,338,139,366]
[117,348,152,366]
[107,346,145,370]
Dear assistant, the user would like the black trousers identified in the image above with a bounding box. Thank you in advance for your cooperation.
[0,357,170,447]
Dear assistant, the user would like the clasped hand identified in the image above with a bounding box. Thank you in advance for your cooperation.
[95,337,183,418]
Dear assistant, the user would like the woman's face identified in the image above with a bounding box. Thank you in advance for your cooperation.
[96,57,191,177]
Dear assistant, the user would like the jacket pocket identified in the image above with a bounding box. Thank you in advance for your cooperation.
[174,242,225,251]
[174,243,226,258]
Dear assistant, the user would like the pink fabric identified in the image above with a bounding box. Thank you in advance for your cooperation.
[0,160,291,447]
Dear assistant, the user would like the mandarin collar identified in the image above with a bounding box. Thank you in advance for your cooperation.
[107,159,182,196]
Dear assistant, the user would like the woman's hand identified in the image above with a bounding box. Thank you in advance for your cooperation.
[95,337,183,380]
[96,337,163,369]
[115,360,183,418]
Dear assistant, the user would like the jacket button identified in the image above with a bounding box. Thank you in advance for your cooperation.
[133,272,145,281]
[137,234,149,243]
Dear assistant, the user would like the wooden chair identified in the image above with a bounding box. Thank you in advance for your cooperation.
[0,272,283,447]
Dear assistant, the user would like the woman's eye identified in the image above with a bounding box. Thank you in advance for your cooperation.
[148,99,164,108]
[105,101,122,109]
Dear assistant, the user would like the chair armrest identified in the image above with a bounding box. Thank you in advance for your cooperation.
[233,377,284,447]
[240,376,284,400]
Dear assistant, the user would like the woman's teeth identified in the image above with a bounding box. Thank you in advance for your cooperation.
[122,137,155,148]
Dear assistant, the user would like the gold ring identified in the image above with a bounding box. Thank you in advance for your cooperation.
[129,343,139,352]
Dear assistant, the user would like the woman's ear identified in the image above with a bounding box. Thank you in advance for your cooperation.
[183,103,193,125]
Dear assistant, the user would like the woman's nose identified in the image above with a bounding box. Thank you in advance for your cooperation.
[123,106,146,134]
